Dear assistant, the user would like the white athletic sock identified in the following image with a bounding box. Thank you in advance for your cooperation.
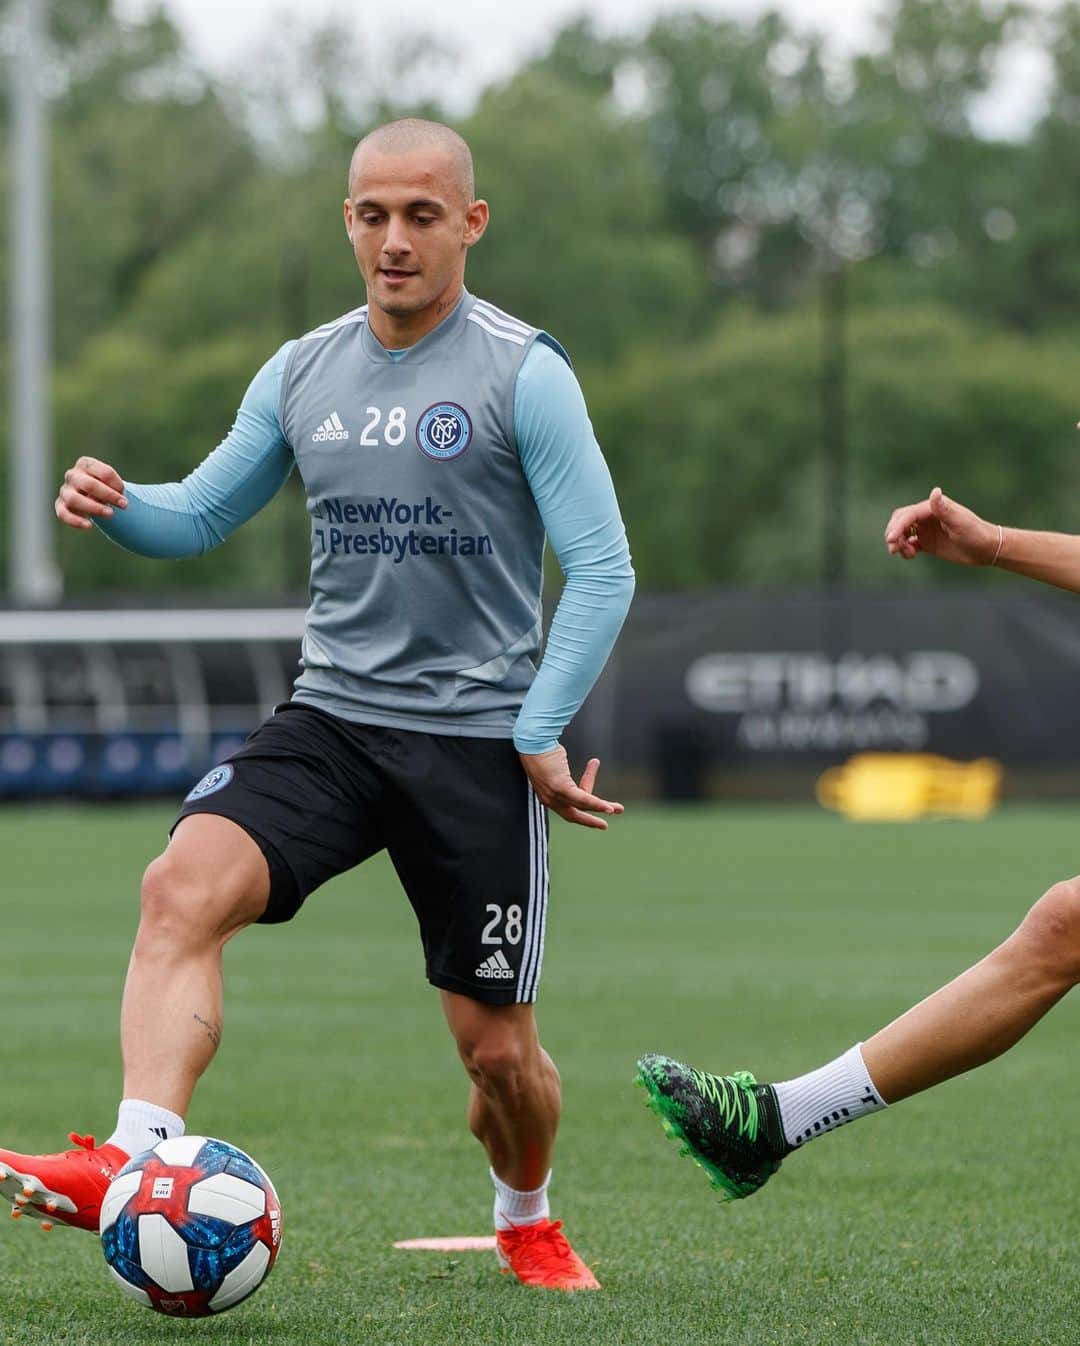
[490,1167,551,1230]
[105,1099,186,1158]
[773,1043,886,1149]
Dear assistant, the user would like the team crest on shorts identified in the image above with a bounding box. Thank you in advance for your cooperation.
[416,402,473,460]
[185,764,234,801]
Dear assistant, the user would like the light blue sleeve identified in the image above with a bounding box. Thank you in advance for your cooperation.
[94,342,297,558]
[512,341,636,754]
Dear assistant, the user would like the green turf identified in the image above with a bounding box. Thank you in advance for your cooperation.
[2,803,1080,1345]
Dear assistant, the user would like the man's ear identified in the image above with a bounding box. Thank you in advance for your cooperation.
[464,199,490,248]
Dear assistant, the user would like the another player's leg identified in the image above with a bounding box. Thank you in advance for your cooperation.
[638,873,1080,1198]
[442,993,599,1291]
[0,816,269,1231]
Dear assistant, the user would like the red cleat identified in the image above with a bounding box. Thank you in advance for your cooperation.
[496,1218,600,1291]
[0,1134,129,1233]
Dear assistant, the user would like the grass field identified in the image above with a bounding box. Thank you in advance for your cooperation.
[3,802,1080,1345]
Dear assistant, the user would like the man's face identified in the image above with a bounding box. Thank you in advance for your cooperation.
[344,147,487,322]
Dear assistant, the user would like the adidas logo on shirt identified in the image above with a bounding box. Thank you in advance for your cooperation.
[312,412,349,443]
[475,949,515,981]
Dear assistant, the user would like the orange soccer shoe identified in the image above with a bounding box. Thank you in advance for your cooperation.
[496,1218,600,1291]
[0,1134,129,1232]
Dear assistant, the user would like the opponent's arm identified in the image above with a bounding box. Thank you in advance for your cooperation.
[513,341,636,830]
[55,343,296,558]
[885,485,1080,593]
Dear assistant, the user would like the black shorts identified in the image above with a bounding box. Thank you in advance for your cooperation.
[173,703,549,1006]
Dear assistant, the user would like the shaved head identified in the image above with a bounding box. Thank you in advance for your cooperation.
[348,119,475,204]
[343,116,489,347]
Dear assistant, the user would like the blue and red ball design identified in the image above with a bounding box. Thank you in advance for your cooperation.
[100,1136,282,1317]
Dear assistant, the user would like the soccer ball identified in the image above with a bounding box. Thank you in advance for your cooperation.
[99,1135,282,1317]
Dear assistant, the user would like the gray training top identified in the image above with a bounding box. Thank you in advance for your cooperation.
[287,293,560,734]
[98,290,635,750]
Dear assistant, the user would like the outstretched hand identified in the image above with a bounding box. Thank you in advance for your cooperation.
[519,747,624,831]
[884,486,999,566]
[55,456,127,530]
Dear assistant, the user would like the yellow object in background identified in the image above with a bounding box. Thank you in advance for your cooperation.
[816,753,1003,822]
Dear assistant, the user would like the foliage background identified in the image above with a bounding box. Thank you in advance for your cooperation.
[3,0,1080,596]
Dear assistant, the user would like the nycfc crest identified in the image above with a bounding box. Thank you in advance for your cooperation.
[185,764,234,801]
[416,402,473,461]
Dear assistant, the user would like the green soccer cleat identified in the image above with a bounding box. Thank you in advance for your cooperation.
[635,1053,791,1201]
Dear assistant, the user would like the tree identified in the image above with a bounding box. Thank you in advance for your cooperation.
[584,299,1080,590]
[463,71,702,362]
[7,0,1080,600]
[531,4,1031,314]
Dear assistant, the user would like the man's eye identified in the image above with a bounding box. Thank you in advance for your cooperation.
[362,214,383,226]
[414,216,435,226]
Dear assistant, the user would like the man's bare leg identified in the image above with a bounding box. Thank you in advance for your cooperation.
[440,991,597,1288]
[757,875,1080,1152]
[440,993,560,1191]
[863,877,1080,1102]
[121,814,271,1117]
[0,813,270,1230]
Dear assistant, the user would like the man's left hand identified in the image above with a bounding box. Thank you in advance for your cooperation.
[519,747,624,831]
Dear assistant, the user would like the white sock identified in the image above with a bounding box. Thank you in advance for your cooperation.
[773,1043,886,1149]
[490,1167,551,1230]
[105,1099,186,1158]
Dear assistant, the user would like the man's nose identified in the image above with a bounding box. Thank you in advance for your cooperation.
[382,216,413,256]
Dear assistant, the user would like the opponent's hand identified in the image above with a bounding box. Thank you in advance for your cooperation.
[884,486,998,565]
[55,456,127,530]
[518,747,624,831]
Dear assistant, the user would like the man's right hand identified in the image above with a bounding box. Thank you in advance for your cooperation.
[884,486,999,566]
[55,456,128,530]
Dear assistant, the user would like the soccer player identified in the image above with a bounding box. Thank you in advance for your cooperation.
[4,119,635,1292]
[638,485,1080,1201]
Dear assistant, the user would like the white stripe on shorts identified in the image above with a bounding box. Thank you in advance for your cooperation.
[517,784,549,1003]
[529,793,549,1001]
[518,784,539,1002]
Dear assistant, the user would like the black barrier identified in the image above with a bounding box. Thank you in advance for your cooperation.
[0,608,302,799]
[3,591,1080,799]
[561,588,1080,797]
